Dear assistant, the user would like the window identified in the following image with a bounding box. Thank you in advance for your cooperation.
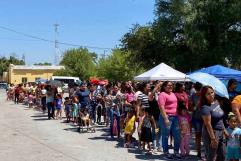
[22,77,27,83]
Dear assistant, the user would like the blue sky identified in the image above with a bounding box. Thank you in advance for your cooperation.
[0,0,155,65]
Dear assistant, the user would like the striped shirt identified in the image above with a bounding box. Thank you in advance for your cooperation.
[137,93,150,108]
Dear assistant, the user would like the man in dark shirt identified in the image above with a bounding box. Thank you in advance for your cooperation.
[76,83,90,109]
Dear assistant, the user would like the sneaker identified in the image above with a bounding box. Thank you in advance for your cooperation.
[157,147,162,152]
[152,149,158,154]
[128,144,135,148]
[185,155,190,159]
[173,153,182,160]
[145,151,152,155]
[163,153,173,160]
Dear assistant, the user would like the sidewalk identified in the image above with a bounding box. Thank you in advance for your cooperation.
[0,89,199,161]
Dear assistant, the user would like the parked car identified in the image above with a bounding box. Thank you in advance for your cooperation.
[0,82,8,90]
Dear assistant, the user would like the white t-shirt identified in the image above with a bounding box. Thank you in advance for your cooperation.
[57,87,63,93]
[134,91,142,101]
[41,89,47,95]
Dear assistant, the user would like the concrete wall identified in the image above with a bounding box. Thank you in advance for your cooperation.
[2,72,8,82]
[9,69,57,84]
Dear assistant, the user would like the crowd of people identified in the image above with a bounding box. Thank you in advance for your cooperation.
[5,79,241,161]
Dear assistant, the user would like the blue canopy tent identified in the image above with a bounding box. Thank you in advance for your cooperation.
[191,65,241,81]
[189,65,241,91]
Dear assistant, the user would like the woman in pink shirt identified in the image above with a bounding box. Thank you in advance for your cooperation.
[174,83,189,109]
[158,81,181,159]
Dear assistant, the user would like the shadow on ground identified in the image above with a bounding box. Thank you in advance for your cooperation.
[32,118,50,121]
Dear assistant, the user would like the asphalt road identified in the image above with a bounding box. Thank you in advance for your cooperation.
[0,89,198,161]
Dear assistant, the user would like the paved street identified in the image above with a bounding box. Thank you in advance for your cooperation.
[0,89,198,161]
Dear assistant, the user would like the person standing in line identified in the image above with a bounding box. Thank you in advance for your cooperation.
[46,85,55,120]
[190,82,203,159]
[158,81,181,159]
[231,95,241,126]
[225,112,241,161]
[174,83,189,109]
[148,81,162,153]
[200,86,226,161]
[72,96,79,125]
[14,84,20,104]
[41,85,47,113]
[55,94,63,120]
[227,79,240,101]
[177,103,191,159]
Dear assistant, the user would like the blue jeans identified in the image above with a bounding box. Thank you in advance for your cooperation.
[90,104,97,123]
[47,102,55,119]
[160,115,180,153]
[153,120,161,149]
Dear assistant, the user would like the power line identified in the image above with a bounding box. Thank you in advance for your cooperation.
[0,25,112,50]
[0,37,42,41]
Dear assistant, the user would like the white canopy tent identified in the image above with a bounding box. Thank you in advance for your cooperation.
[134,63,188,81]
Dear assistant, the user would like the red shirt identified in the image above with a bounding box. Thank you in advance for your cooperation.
[175,92,189,109]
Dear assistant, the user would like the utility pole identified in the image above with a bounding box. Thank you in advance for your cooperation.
[54,24,60,65]
[103,50,107,58]
[22,54,25,64]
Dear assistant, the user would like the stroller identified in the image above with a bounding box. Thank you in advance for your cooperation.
[77,106,96,133]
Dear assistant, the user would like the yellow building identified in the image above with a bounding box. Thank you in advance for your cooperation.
[8,64,64,84]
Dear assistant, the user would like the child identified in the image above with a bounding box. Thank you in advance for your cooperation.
[80,108,91,128]
[178,103,191,158]
[64,97,72,123]
[96,96,103,124]
[124,109,136,148]
[137,108,145,149]
[28,92,34,108]
[111,103,121,138]
[140,108,157,155]
[226,112,241,161]
[102,104,107,126]
[55,94,63,120]
[23,93,28,106]
[72,96,79,125]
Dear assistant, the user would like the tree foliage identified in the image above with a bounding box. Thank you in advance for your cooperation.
[34,62,52,66]
[121,0,241,72]
[54,48,97,80]
[97,49,144,81]
[0,56,25,75]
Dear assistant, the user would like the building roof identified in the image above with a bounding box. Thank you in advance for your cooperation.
[10,64,64,70]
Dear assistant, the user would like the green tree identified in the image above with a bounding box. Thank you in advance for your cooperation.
[185,0,241,69]
[0,55,25,75]
[121,0,241,72]
[34,62,52,66]
[97,49,144,81]
[121,24,159,69]
[54,48,97,80]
